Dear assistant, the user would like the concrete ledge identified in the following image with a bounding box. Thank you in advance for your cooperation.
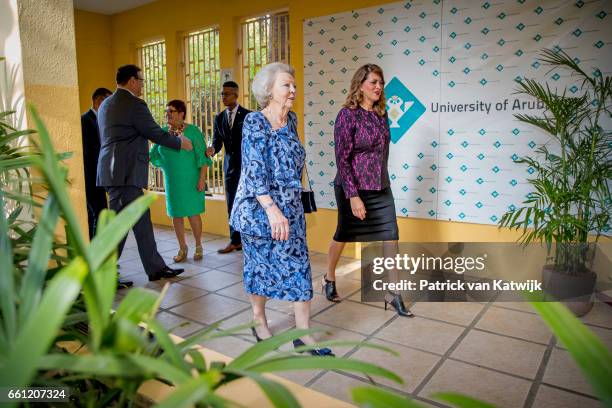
[58,333,355,407]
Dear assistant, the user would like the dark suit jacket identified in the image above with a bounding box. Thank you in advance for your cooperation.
[96,88,181,188]
[81,109,102,195]
[211,105,251,180]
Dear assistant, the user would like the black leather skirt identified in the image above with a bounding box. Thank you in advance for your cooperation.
[333,185,399,242]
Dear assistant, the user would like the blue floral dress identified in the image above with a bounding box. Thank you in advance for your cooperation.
[230,111,312,302]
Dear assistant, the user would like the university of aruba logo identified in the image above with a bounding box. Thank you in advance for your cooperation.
[385,77,426,143]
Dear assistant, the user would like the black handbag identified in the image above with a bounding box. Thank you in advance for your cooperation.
[288,112,317,213]
[301,165,317,213]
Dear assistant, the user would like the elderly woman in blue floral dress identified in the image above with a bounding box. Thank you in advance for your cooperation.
[230,63,333,356]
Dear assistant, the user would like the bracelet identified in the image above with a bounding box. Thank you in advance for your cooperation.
[261,201,275,210]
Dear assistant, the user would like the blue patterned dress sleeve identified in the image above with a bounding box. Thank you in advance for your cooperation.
[229,113,272,237]
[240,114,270,197]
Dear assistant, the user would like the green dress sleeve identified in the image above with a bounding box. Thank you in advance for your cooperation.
[149,143,163,168]
[150,125,170,168]
[188,125,213,168]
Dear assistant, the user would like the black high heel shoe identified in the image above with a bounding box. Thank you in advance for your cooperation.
[293,338,335,356]
[251,327,263,342]
[384,293,414,317]
[322,276,341,302]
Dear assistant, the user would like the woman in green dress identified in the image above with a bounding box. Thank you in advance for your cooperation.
[150,99,212,262]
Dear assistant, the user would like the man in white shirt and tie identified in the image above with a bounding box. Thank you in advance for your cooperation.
[206,81,251,253]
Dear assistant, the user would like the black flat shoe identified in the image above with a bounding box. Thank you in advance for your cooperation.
[322,276,341,302]
[293,338,335,356]
[148,265,185,282]
[384,293,414,317]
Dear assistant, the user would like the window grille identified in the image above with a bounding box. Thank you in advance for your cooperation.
[184,27,224,195]
[241,12,290,110]
[137,40,167,192]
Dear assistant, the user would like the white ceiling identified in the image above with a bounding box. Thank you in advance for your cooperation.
[73,0,158,15]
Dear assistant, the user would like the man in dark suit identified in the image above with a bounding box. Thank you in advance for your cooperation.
[81,87,112,240]
[97,64,193,281]
[206,81,251,254]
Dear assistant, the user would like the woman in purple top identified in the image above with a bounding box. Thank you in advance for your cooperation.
[323,64,413,317]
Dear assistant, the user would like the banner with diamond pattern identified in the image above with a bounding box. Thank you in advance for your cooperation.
[303,0,611,227]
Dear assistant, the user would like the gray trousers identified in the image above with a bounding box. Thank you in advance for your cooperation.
[106,186,166,276]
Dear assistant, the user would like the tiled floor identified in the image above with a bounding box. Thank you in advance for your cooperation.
[116,225,610,408]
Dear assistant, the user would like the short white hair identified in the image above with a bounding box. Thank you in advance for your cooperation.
[251,62,295,109]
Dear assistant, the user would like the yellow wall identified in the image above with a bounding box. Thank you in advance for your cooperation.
[75,0,525,256]
[74,10,115,113]
[19,0,88,236]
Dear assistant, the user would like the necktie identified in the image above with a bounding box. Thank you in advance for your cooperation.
[228,110,234,129]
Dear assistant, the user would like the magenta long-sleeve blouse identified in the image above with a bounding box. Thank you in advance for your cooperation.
[333,106,391,198]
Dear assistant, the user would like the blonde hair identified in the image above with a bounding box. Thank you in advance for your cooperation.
[343,64,387,116]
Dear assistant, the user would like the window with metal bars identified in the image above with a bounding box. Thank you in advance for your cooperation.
[183,27,224,195]
[241,12,290,110]
[137,40,167,192]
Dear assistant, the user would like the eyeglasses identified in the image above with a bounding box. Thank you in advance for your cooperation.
[221,92,236,97]
[165,108,178,114]
[135,77,145,82]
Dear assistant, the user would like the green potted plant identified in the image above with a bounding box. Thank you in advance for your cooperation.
[499,49,611,315]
